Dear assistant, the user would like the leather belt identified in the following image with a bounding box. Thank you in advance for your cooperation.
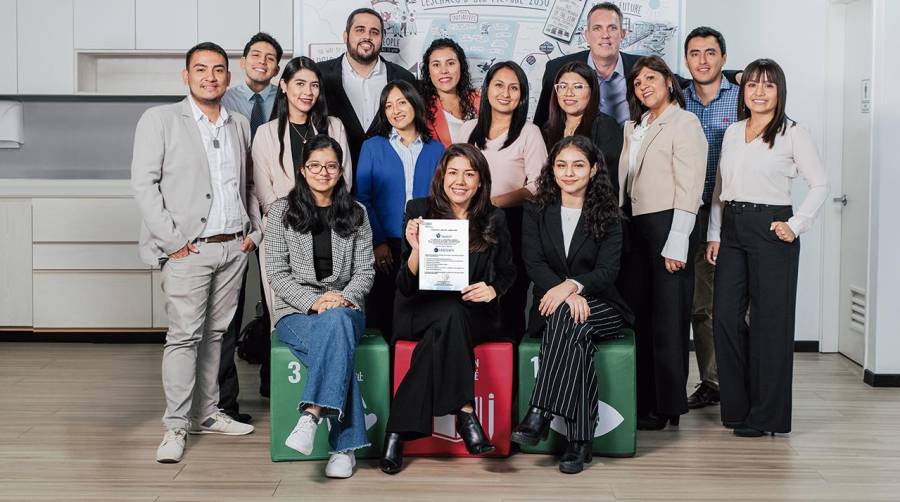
[196,232,241,243]
[724,201,791,212]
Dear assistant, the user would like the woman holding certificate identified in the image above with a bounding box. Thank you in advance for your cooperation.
[460,61,548,341]
[380,143,517,475]
[511,135,633,474]
[265,135,375,479]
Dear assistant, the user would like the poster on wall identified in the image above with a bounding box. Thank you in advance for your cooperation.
[296,0,683,117]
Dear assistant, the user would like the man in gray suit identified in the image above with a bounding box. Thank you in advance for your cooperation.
[131,42,262,464]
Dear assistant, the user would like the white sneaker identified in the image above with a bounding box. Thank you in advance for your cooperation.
[189,411,254,435]
[284,412,319,455]
[156,428,186,463]
[325,451,356,479]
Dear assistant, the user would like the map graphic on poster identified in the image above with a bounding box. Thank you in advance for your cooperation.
[296,0,681,117]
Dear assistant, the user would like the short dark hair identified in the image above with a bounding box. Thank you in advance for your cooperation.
[370,80,432,142]
[626,56,685,122]
[243,32,283,62]
[345,7,384,34]
[684,26,727,55]
[186,42,229,70]
[586,2,623,28]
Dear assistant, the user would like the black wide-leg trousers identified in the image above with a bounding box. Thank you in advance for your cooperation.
[622,209,695,418]
[387,297,479,440]
[530,298,624,441]
[713,203,799,433]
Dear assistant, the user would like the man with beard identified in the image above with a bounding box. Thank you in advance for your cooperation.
[319,7,416,184]
[132,42,262,463]
[682,26,739,411]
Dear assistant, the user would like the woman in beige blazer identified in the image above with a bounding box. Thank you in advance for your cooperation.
[617,56,708,431]
[253,56,352,313]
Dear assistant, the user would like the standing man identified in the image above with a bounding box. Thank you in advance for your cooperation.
[318,7,416,181]
[682,26,739,409]
[534,2,639,127]
[218,32,283,423]
[132,42,262,464]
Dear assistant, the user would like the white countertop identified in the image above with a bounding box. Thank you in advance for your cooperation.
[0,179,133,198]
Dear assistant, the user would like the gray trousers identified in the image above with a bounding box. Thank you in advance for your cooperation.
[692,206,719,389]
[161,239,248,430]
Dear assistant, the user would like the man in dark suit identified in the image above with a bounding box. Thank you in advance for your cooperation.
[534,2,638,127]
[318,7,416,183]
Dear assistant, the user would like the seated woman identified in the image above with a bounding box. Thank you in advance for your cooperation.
[511,135,634,474]
[380,143,517,474]
[540,61,623,190]
[264,135,375,479]
[356,80,445,340]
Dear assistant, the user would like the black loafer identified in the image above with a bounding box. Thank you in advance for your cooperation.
[456,409,496,455]
[511,407,553,446]
[380,432,404,474]
[637,413,680,430]
[559,440,592,474]
[734,425,774,438]
[687,383,720,409]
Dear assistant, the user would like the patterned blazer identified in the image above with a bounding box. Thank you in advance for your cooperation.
[264,198,375,325]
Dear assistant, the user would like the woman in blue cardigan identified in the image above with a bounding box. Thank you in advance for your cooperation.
[356,80,445,340]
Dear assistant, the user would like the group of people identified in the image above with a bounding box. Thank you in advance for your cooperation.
[132,2,828,479]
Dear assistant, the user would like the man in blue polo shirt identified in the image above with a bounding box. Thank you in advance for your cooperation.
[682,26,739,410]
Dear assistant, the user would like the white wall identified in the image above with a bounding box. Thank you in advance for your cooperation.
[685,0,830,342]
[867,0,900,374]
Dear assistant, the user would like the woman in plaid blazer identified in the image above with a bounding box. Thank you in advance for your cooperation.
[264,135,375,479]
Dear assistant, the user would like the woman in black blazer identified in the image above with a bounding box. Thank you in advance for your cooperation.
[380,143,517,474]
[511,135,633,474]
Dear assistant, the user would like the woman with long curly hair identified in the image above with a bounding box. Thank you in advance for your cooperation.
[419,38,480,146]
[510,135,633,474]
[380,143,517,475]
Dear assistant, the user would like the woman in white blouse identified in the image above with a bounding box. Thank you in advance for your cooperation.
[705,59,827,438]
[617,56,708,430]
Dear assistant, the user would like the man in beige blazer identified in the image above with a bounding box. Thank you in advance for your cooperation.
[131,42,262,464]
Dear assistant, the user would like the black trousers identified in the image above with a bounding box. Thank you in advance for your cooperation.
[622,209,695,418]
[386,296,481,440]
[714,203,798,433]
[500,206,529,343]
[530,298,624,441]
[366,238,402,342]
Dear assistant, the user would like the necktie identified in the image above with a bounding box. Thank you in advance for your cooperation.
[250,93,264,140]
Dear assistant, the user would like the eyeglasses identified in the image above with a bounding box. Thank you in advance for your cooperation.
[554,82,588,94]
[304,161,341,175]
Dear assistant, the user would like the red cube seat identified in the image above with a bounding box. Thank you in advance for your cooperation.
[392,341,513,457]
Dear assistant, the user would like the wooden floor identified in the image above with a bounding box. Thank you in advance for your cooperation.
[1,343,899,501]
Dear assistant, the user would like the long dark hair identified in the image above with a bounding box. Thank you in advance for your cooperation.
[272,56,330,174]
[427,143,497,252]
[369,80,432,141]
[535,135,620,240]
[626,56,685,122]
[282,135,363,238]
[738,58,794,149]
[467,61,529,150]
[542,61,600,147]
[420,38,478,125]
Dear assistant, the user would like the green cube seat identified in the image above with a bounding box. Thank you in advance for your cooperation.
[517,329,636,457]
[270,329,389,461]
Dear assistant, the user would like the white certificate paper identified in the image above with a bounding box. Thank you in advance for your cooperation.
[419,219,469,291]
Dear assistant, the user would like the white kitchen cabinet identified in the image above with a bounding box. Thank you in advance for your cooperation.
[198,0,260,51]
[0,199,32,326]
[135,0,197,50]
[17,0,74,94]
[260,0,293,52]
[0,0,17,93]
[74,0,135,50]
[33,271,152,328]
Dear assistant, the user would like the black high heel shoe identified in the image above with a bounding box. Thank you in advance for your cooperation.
[380,432,404,474]
[559,440,592,474]
[456,409,496,455]
[637,413,680,430]
[733,424,776,438]
[511,407,553,446]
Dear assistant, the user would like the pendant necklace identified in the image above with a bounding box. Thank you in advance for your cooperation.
[290,122,312,144]
[210,123,222,149]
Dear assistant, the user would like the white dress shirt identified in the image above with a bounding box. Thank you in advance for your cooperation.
[341,55,387,132]
[561,205,585,293]
[443,109,466,143]
[708,121,829,241]
[188,96,243,237]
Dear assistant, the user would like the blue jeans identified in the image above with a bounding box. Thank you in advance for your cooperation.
[276,308,370,453]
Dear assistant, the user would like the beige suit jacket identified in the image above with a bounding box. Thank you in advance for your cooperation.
[618,104,708,216]
[131,98,262,266]
[251,116,352,216]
